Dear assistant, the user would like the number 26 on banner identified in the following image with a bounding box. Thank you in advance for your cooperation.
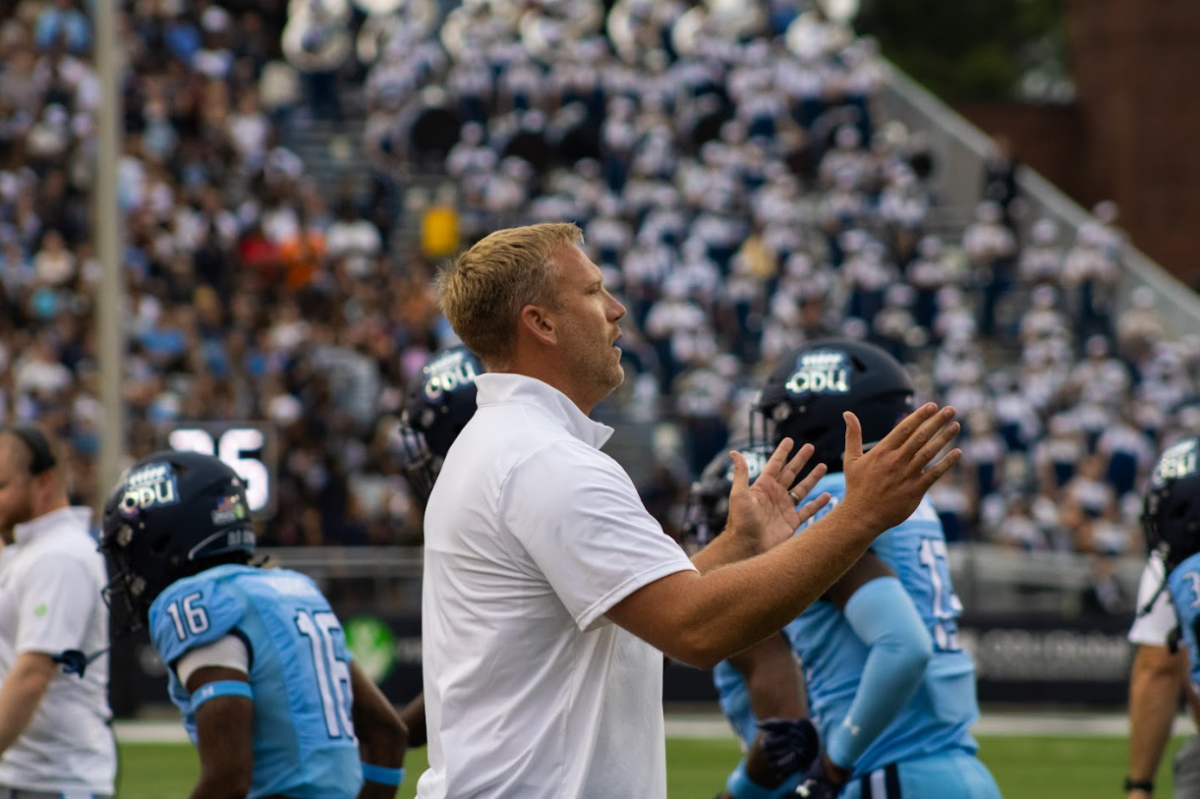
[168,426,274,516]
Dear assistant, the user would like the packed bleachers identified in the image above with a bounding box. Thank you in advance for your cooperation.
[3,0,1199,610]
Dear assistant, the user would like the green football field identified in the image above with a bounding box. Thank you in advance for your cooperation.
[116,734,1185,798]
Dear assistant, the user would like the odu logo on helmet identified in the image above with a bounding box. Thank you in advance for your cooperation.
[725,450,768,483]
[423,351,479,401]
[786,350,851,396]
[118,463,180,516]
[1153,439,1199,486]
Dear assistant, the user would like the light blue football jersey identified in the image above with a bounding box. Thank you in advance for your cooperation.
[149,565,362,799]
[712,472,980,776]
[1167,551,1200,693]
[785,473,979,776]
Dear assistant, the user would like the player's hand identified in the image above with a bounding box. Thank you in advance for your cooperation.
[726,439,830,555]
[841,403,961,533]
[756,717,820,779]
[794,755,841,799]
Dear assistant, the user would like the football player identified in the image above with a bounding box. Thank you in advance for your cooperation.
[392,346,485,510]
[682,446,821,799]
[719,340,1000,798]
[1140,437,1200,799]
[100,451,407,799]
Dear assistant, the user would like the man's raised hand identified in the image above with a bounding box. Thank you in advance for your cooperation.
[841,403,961,532]
[726,438,831,555]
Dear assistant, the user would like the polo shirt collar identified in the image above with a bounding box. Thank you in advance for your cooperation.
[13,506,92,546]
[475,373,614,449]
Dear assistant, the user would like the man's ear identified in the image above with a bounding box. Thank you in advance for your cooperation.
[519,303,557,346]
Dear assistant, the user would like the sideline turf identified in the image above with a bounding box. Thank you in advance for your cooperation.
[116,735,1185,798]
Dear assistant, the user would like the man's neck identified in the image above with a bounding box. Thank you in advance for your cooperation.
[29,499,70,524]
[499,360,598,417]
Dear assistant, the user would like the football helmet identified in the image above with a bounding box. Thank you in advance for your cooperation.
[392,346,484,506]
[100,451,256,632]
[751,339,915,481]
[680,443,771,548]
[1143,437,1200,573]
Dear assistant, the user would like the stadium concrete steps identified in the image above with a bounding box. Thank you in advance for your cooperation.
[286,117,375,201]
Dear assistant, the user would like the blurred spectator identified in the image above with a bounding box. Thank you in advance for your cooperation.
[962,201,1017,339]
[35,0,91,55]
[982,133,1019,228]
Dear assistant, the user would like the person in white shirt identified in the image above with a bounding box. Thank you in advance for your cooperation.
[0,426,115,798]
[420,222,963,799]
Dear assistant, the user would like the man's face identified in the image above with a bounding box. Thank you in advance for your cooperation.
[551,246,627,404]
[0,440,35,534]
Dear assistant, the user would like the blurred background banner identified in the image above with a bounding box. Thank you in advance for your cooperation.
[160,420,279,517]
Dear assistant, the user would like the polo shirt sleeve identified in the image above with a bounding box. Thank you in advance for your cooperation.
[14,554,97,657]
[503,440,697,632]
[1130,553,1176,646]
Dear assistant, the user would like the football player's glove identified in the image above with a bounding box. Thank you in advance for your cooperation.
[794,758,840,799]
[756,717,820,780]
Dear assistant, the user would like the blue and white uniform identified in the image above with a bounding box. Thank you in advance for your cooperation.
[149,565,362,799]
[715,473,1002,798]
[1167,552,1200,696]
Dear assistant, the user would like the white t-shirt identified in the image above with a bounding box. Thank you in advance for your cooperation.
[0,507,115,794]
[1129,551,1176,646]
[419,374,697,799]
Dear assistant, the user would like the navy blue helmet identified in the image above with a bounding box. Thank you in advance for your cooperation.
[751,339,915,482]
[100,451,255,632]
[1143,437,1200,573]
[392,346,484,506]
[680,443,771,549]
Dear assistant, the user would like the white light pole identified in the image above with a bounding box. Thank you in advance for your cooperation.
[94,0,126,499]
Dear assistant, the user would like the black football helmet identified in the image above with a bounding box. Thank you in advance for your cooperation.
[392,346,484,506]
[680,443,771,549]
[100,451,256,633]
[751,339,915,482]
[1143,437,1200,573]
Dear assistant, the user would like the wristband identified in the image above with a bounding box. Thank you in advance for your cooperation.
[1124,776,1153,793]
[191,680,252,711]
[362,763,404,786]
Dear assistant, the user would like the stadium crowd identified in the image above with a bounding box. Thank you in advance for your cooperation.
[1,0,1198,600]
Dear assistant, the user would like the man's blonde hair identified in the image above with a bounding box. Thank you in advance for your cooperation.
[437,223,584,367]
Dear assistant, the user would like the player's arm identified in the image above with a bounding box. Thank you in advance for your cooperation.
[728,634,818,792]
[818,551,933,787]
[728,633,806,722]
[398,692,426,750]
[1126,643,1186,799]
[187,666,255,799]
[0,652,58,756]
[608,406,959,669]
[350,660,407,799]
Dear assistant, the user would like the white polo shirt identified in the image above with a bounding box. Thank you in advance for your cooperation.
[418,374,697,799]
[1129,550,1176,646]
[0,507,115,794]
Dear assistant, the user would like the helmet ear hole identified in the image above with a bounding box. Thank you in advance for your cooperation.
[150,532,171,554]
[1171,503,1191,521]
